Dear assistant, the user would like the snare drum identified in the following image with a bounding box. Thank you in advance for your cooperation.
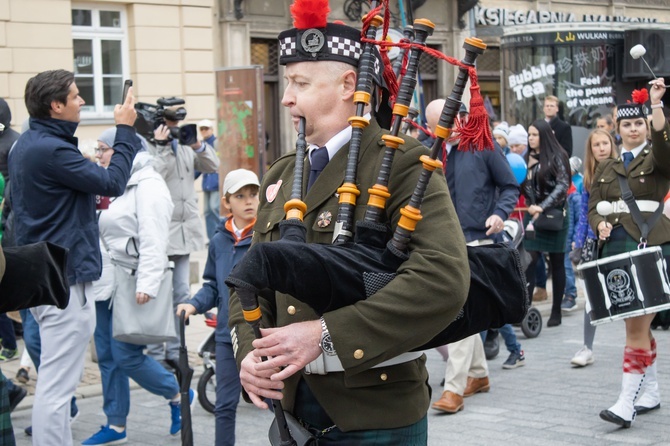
[577,246,670,326]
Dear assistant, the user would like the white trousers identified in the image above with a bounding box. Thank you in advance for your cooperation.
[30,283,95,446]
[443,334,488,395]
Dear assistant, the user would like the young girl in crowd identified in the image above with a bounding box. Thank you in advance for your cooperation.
[569,129,618,367]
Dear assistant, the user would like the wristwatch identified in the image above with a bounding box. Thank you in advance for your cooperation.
[319,317,337,356]
[651,102,664,110]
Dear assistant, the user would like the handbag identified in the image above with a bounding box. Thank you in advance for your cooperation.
[571,237,597,279]
[111,259,177,345]
[533,207,565,231]
[100,235,177,345]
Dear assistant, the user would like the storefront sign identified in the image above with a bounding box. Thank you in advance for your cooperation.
[475,6,657,27]
[508,63,555,101]
[564,76,614,109]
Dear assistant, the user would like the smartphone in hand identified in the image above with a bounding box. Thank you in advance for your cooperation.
[122,79,133,103]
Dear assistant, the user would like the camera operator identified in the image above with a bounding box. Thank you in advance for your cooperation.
[146,110,219,368]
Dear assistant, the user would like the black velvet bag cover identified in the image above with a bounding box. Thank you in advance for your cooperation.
[0,241,70,312]
[227,219,407,315]
[227,221,530,349]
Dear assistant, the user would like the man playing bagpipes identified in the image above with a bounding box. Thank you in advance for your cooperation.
[227,0,470,443]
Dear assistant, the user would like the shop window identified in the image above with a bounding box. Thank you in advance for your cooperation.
[72,5,128,119]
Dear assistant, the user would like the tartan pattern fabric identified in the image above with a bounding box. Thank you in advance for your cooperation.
[600,227,670,258]
[0,373,16,446]
[523,210,569,253]
[280,37,297,56]
[623,346,652,374]
[294,380,428,445]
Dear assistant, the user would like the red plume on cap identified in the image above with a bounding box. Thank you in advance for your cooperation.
[631,88,649,105]
[291,0,330,29]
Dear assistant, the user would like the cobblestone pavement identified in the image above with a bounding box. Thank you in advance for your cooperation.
[6,254,670,444]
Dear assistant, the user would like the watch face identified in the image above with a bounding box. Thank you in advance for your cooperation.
[321,332,336,356]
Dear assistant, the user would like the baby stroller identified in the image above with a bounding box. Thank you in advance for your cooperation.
[501,219,542,339]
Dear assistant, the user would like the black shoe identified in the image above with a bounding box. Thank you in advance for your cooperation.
[484,331,500,360]
[634,403,660,415]
[8,385,27,411]
[16,368,29,384]
[24,426,32,436]
[599,409,632,428]
[547,316,561,327]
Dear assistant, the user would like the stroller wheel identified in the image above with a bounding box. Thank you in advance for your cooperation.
[197,367,217,414]
[521,307,542,338]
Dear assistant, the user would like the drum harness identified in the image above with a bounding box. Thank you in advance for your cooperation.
[614,173,665,249]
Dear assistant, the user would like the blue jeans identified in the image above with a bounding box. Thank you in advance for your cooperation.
[0,314,17,350]
[215,341,241,446]
[564,254,577,298]
[498,324,521,355]
[203,190,221,241]
[19,309,40,368]
[94,301,179,426]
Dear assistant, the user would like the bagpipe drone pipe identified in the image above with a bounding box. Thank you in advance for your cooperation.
[227,7,529,351]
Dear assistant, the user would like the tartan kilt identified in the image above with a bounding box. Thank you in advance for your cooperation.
[601,226,670,259]
[523,209,569,253]
[0,372,16,446]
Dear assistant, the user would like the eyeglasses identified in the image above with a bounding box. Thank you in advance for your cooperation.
[95,147,112,155]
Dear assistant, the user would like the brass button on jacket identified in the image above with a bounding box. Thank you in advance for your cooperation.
[353,349,364,360]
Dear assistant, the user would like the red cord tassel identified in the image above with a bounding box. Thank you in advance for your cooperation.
[457,83,493,152]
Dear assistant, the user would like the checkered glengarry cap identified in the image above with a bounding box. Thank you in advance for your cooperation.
[617,103,648,121]
[278,23,363,67]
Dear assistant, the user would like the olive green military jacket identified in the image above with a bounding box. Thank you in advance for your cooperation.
[589,122,670,245]
[228,119,469,431]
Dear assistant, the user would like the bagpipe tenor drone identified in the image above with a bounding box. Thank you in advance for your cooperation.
[227,0,529,354]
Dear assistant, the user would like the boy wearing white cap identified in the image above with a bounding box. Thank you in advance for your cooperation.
[177,168,259,446]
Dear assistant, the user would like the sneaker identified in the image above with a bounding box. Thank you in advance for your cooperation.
[16,368,30,384]
[0,348,18,362]
[570,346,594,367]
[561,295,577,312]
[81,425,127,445]
[169,389,197,435]
[502,350,525,369]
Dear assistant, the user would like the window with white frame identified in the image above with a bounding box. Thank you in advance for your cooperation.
[72,5,128,118]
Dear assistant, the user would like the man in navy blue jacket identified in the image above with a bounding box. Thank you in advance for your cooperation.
[9,69,140,446]
[426,99,522,415]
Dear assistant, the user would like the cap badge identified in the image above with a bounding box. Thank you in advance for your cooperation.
[301,29,325,55]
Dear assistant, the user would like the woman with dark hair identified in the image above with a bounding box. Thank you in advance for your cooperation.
[590,78,669,428]
[522,118,571,327]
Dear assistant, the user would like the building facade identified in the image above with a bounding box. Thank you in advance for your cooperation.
[2,0,670,166]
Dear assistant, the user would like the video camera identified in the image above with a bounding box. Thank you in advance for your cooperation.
[134,97,198,146]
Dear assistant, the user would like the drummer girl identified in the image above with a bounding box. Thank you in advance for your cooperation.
[589,78,669,428]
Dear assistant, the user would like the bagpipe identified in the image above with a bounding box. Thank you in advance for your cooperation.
[227,0,529,354]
